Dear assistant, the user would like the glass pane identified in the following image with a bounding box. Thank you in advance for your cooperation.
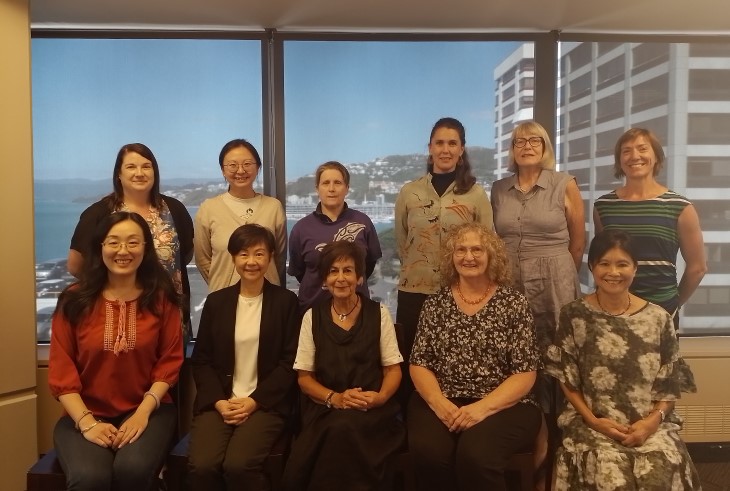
[284,40,534,317]
[31,38,263,341]
[557,41,730,335]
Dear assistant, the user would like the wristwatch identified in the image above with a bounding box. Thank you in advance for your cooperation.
[324,391,335,408]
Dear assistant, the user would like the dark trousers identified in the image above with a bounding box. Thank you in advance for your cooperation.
[407,393,541,491]
[187,408,286,491]
[53,403,177,491]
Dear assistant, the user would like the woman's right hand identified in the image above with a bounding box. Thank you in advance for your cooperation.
[83,421,119,448]
[588,416,630,441]
[428,396,461,429]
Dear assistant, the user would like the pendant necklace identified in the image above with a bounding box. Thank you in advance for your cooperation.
[456,282,492,305]
[595,291,632,316]
[332,295,359,322]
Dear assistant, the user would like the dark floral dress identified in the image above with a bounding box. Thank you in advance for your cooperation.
[546,298,701,490]
[410,285,542,404]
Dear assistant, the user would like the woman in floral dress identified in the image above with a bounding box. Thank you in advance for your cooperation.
[546,230,701,490]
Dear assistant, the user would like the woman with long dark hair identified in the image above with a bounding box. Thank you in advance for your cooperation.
[50,212,183,490]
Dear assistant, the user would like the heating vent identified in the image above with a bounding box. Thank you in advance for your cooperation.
[676,405,730,441]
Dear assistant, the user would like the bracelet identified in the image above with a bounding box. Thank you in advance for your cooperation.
[80,420,99,434]
[144,391,161,410]
[324,391,335,409]
[75,410,94,430]
[655,408,666,422]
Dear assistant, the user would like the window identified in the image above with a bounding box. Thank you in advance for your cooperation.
[31,37,263,341]
[283,40,534,316]
[558,40,730,335]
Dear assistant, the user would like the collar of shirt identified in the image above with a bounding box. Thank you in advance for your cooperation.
[314,201,349,223]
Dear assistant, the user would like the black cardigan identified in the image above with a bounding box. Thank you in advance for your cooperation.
[190,280,301,416]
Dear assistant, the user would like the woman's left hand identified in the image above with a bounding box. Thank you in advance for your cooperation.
[449,401,491,432]
[111,411,150,450]
[620,417,659,447]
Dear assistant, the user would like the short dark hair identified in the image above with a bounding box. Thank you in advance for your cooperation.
[587,230,638,271]
[219,138,263,169]
[112,143,162,209]
[317,241,366,282]
[227,223,275,255]
[315,161,350,187]
[613,128,665,179]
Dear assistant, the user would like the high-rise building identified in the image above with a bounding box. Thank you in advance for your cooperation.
[494,41,730,332]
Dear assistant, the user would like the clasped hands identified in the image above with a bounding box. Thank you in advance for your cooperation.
[215,397,258,425]
[331,388,384,411]
[589,414,659,447]
[83,411,149,450]
[433,397,491,433]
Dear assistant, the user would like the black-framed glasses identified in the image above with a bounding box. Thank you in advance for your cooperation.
[513,137,544,148]
[223,161,257,172]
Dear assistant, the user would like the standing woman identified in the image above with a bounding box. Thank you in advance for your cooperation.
[594,128,707,328]
[195,139,287,292]
[50,212,183,490]
[491,120,584,354]
[68,143,194,338]
[395,117,493,356]
[188,224,300,491]
[288,161,382,313]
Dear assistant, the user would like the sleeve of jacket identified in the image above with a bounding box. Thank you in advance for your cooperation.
[190,291,228,413]
[249,285,301,411]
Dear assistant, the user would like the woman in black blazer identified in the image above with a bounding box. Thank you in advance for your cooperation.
[188,224,300,491]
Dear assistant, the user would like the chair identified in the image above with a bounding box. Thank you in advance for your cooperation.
[27,451,65,491]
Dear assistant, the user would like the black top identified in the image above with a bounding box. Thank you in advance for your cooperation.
[429,170,456,197]
[312,295,382,393]
[191,280,301,416]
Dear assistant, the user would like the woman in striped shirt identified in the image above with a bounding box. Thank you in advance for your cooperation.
[593,128,707,329]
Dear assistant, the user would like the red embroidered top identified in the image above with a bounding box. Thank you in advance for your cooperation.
[49,295,183,418]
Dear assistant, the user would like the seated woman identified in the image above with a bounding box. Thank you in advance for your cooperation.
[546,230,701,490]
[408,222,542,491]
[188,224,300,491]
[49,212,183,490]
[282,241,404,491]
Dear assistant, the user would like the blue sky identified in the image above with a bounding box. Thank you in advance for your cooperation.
[32,38,521,182]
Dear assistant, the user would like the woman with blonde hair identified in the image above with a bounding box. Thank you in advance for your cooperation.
[408,222,541,490]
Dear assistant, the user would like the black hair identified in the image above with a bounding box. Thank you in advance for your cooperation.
[57,212,179,326]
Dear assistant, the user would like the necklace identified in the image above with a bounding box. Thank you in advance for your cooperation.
[455,282,492,305]
[595,291,632,316]
[332,295,359,322]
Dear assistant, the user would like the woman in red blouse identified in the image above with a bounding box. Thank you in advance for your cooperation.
[49,211,183,490]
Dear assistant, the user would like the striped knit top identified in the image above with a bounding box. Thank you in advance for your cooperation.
[593,190,691,315]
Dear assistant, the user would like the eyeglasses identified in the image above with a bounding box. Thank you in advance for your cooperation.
[454,247,485,258]
[102,239,144,251]
[513,137,544,148]
[223,161,257,172]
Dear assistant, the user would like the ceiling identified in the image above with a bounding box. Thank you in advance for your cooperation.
[29,0,730,35]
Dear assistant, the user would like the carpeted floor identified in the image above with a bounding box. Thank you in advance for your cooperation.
[689,443,730,491]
